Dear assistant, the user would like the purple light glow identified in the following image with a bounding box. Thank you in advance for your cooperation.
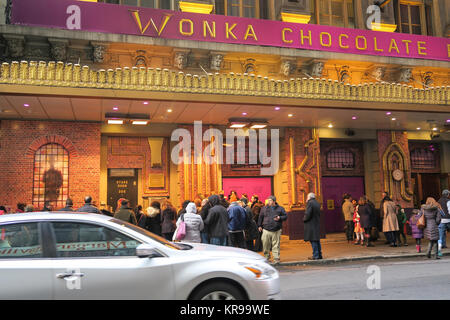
[275,107,281,111]
[386,112,391,115]
[352,116,357,120]
[143,101,149,105]
[113,107,119,111]
[242,112,248,116]
[23,104,30,107]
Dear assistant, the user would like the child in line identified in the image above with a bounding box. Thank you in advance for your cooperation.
[409,208,424,253]
[353,204,365,245]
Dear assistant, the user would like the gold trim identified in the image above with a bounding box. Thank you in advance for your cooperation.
[179,1,214,14]
[281,12,311,24]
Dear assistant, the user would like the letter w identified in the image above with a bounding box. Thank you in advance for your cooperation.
[130,10,172,36]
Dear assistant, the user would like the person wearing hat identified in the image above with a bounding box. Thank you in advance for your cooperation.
[438,189,450,256]
[257,195,287,265]
[59,198,74,212]
[114,199,137,225]
[304,192,323,260]
[176,202,204,243]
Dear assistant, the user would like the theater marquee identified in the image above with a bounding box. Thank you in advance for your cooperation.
[10,0,450,62]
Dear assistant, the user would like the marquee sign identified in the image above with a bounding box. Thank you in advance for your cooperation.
[10,0,450,62]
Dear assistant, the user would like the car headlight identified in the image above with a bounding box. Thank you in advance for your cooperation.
[239,262,278,280]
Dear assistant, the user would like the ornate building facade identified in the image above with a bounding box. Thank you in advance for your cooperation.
[0,0,448,237]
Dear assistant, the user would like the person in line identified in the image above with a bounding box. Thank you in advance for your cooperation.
[16,203,25,213]
[59,198,74,212]
[342,194,354,244]
[161,199,177,241]
[396,204,408,246]
[140,201,162,236]
[114,199,137,225]
[409,208,424,253]
[177,200,191,219]
[258,196,287,265]
[199,198,212,244]
[100,204,114,217]
[43,201,53,212]
[437,189,450,257]
[227,200,247,249]
[241,198,258,251]
[76,196,101,214]
[218,191,230,209]
[134,205,144,223]
[204,195,229,246]
[353,200,364,245]
[422,197,442,259]
[358,196,375,247]
[304,193,322,260]
[251,195,264,252]
[24,205,34,213]
[379,192,390,244]
[176,202,204,243]
[228,191,239,203]
[383,196,399,247]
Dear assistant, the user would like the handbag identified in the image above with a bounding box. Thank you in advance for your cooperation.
[417,211,426,229]
[173,214,186,241]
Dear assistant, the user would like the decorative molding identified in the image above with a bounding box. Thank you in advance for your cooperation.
[0,60,448,105]
[26,134,78,158]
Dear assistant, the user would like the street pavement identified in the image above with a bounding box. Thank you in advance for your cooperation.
[263,232,449,266]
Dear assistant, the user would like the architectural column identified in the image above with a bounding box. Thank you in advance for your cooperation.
[285,127,321,209]
[377,130,414,208]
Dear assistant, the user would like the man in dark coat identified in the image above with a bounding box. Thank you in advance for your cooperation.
[59,198,74,212]
[76,196,101,214]
[304,193,322,260]
[358,196,375,247]
[204,195,230,246]
[114,199,138,225]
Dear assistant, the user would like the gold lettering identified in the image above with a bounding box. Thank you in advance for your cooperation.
[388,39,400,54]
[319,32,332,47]
[282,28,293,44]
[355,36,367,51]
[244,24,258,41]
[417,41,427,55]
[203,20,216,38]
[179,19,194,36]
[402,40,411,55]
[300,29,312,46]
[130,10,171,36]
[339,34,349,49]
[448,44,450,58]
[226,22,237,40]
[373,37,384,52]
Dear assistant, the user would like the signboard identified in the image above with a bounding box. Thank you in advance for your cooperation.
[10,0,450,62]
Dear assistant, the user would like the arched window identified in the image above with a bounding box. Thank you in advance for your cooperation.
[326,148,355,169]
[33,143,69,209]
[410,148,436,170]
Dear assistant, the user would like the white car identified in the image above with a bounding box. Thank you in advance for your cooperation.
[0,212,280,300]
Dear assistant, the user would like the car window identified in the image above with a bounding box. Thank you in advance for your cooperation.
[0,223,43,259]
[51,222,141,258]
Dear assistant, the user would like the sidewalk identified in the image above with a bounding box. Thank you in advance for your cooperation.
[268,233,449,266]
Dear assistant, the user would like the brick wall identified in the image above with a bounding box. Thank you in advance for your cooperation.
[0,120,101,211]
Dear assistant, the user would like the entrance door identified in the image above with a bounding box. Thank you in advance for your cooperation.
[107,169,138,211]
[412,173,441,206]
[322,177,365,233]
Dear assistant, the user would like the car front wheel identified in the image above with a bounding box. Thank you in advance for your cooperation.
[190,281,246,300]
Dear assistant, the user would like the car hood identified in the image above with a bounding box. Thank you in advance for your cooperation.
[178,242,266,261]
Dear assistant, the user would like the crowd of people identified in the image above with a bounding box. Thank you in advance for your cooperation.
[0,191,287,265]
[341,189,450,259]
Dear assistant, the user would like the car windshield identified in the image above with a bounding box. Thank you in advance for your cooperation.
[109,218,183,250]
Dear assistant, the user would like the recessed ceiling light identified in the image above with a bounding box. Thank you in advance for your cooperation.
[391,118,396,121]
[352,116,357,120]
[416,127,421,130]
[432,127,438,131]
[167,109,173,113]
[288,114,293,117]
[275,107,281,111]
[446,119,450,123]
[113,107,119,111]
[250,124,267,129]
[328,123,333,128]
[23,103,30,107]
[230,123,247,128]
[132,120,148,125]
[107,119,124,125]
[143,101,149,105]
[242,112,248,116]
[386,112,392,115]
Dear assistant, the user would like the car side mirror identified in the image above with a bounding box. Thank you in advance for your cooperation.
[136,244,163,258]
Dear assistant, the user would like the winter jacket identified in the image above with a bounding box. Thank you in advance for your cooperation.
[244,207,259,241]
[409,211,424,239]
[422,204,441,241]
[227,202,247,231]
[304,198,321,241]
[59,206,74,212]
[76,203,101,214]
[199,201,212,235]
[139,206,162,236]
[114,205,138,225]
[203,195,229,238]
[438,197,450,219]
[396,208,407,230]
[383,201,399,232]
[258,203,287,232]
[358,204,375,230]
[342,199,354,221]
[161,208,177,234]
[177,204,204,243]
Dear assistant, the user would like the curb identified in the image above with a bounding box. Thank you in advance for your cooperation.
[278,251,450,267]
